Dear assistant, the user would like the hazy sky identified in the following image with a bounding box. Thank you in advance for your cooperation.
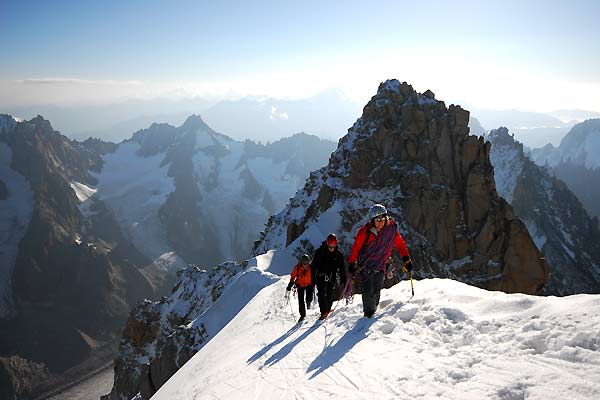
[1,0,599,111]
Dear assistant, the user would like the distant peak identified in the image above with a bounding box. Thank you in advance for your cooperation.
[488,126,515,143]
[29,115,54,131]
[181,114,209,131]
[489,127,511,139]
[0,114,20,133]
[375,79,438,106]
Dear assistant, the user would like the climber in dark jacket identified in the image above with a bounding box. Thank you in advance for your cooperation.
[311,233,346,320]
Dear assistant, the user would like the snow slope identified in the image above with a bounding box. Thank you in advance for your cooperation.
[153,253,600,400]
[557,119,600,170]
[93,140,182,270]
[0,142,34,318]
[488,128,524,203]
[191,134,305,262]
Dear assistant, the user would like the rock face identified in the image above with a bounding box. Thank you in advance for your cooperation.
[255,80,549,294]
[102,262,247,400]
[529,119,600,218]
[488,127,600,295]
[0,356,49,400]
[0,116,171,399]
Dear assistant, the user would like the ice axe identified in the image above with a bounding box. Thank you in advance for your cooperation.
[402,262,415,298]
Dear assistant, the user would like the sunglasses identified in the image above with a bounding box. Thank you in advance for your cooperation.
[374,215,387,222]
[327,245,336,250]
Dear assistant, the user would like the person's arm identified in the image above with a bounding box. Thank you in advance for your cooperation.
[394,231,413,272]
[348,226,367,273]
[287,264,298,290]
[394,231,409,258]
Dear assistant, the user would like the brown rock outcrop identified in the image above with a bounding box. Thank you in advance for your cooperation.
[256,80,549,294]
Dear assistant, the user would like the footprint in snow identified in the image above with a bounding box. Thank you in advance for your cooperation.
[379,320,396,334]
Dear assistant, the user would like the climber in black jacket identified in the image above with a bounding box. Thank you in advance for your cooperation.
[311,233,346,320]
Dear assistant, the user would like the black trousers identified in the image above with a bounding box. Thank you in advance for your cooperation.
[316,282,335,315]
[361,271,385,315]
[297,285,314,318]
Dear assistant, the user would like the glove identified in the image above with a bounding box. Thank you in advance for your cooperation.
[348,262,355,274]
[402,256,413,273]
[286,282,293,291]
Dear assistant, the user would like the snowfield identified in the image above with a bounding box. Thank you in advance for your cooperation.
[152,253,600,400]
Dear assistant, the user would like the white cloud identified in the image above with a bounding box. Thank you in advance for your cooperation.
[18,78,143,86]
[270,106,289,121]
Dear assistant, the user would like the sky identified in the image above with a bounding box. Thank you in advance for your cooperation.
[1,0,600,111]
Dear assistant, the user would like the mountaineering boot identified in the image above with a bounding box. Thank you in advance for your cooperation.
[364,310,375,318]
[298,316,305,323]
[318,311,329,320]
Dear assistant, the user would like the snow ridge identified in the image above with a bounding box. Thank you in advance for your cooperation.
[153,272,600,400]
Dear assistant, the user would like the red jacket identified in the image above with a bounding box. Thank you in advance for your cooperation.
[289,262,312,288]
[348,220,409,265]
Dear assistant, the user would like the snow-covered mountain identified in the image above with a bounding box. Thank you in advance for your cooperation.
[148,254,600,400]
[255,80,548,293]
[0,115,171,400]
[530,119,600,170]
[104,81,598,400]
[0,114,336,400]
[487,127,600,295]
[0,115,33,319]
[97,115,336,268]
[529,119,600,218]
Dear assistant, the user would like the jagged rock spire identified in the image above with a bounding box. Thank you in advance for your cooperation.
[256,79,549,294]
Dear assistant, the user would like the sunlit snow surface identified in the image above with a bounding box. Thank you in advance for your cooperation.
[489,142,523,203]
[153,252,600,400]
[93,141,182,269]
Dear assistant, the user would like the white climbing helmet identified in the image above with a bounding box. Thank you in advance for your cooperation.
[368,204,388,220]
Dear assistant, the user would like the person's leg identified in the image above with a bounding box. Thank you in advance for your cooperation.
[362,272,376,317]
[373,271,385,310]
[306,285,314,309]
[317,283,327,315]
[325,282,335,312]
[297,287,306,320]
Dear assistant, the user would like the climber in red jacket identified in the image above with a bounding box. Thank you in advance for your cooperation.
[348,203,413,318]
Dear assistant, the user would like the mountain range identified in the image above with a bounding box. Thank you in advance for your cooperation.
[487,127,600,295]
[5,89,362,144]
[529,119,600,219]
[0,114,336,399]
[102,81,600,400]
[2,81,600,399]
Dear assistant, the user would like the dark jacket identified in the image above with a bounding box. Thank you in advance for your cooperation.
[311,241,346,286]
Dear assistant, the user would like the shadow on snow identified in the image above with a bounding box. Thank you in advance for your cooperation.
[261,321,321,367]
[247,323,303,364]
[306,316,379,379]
